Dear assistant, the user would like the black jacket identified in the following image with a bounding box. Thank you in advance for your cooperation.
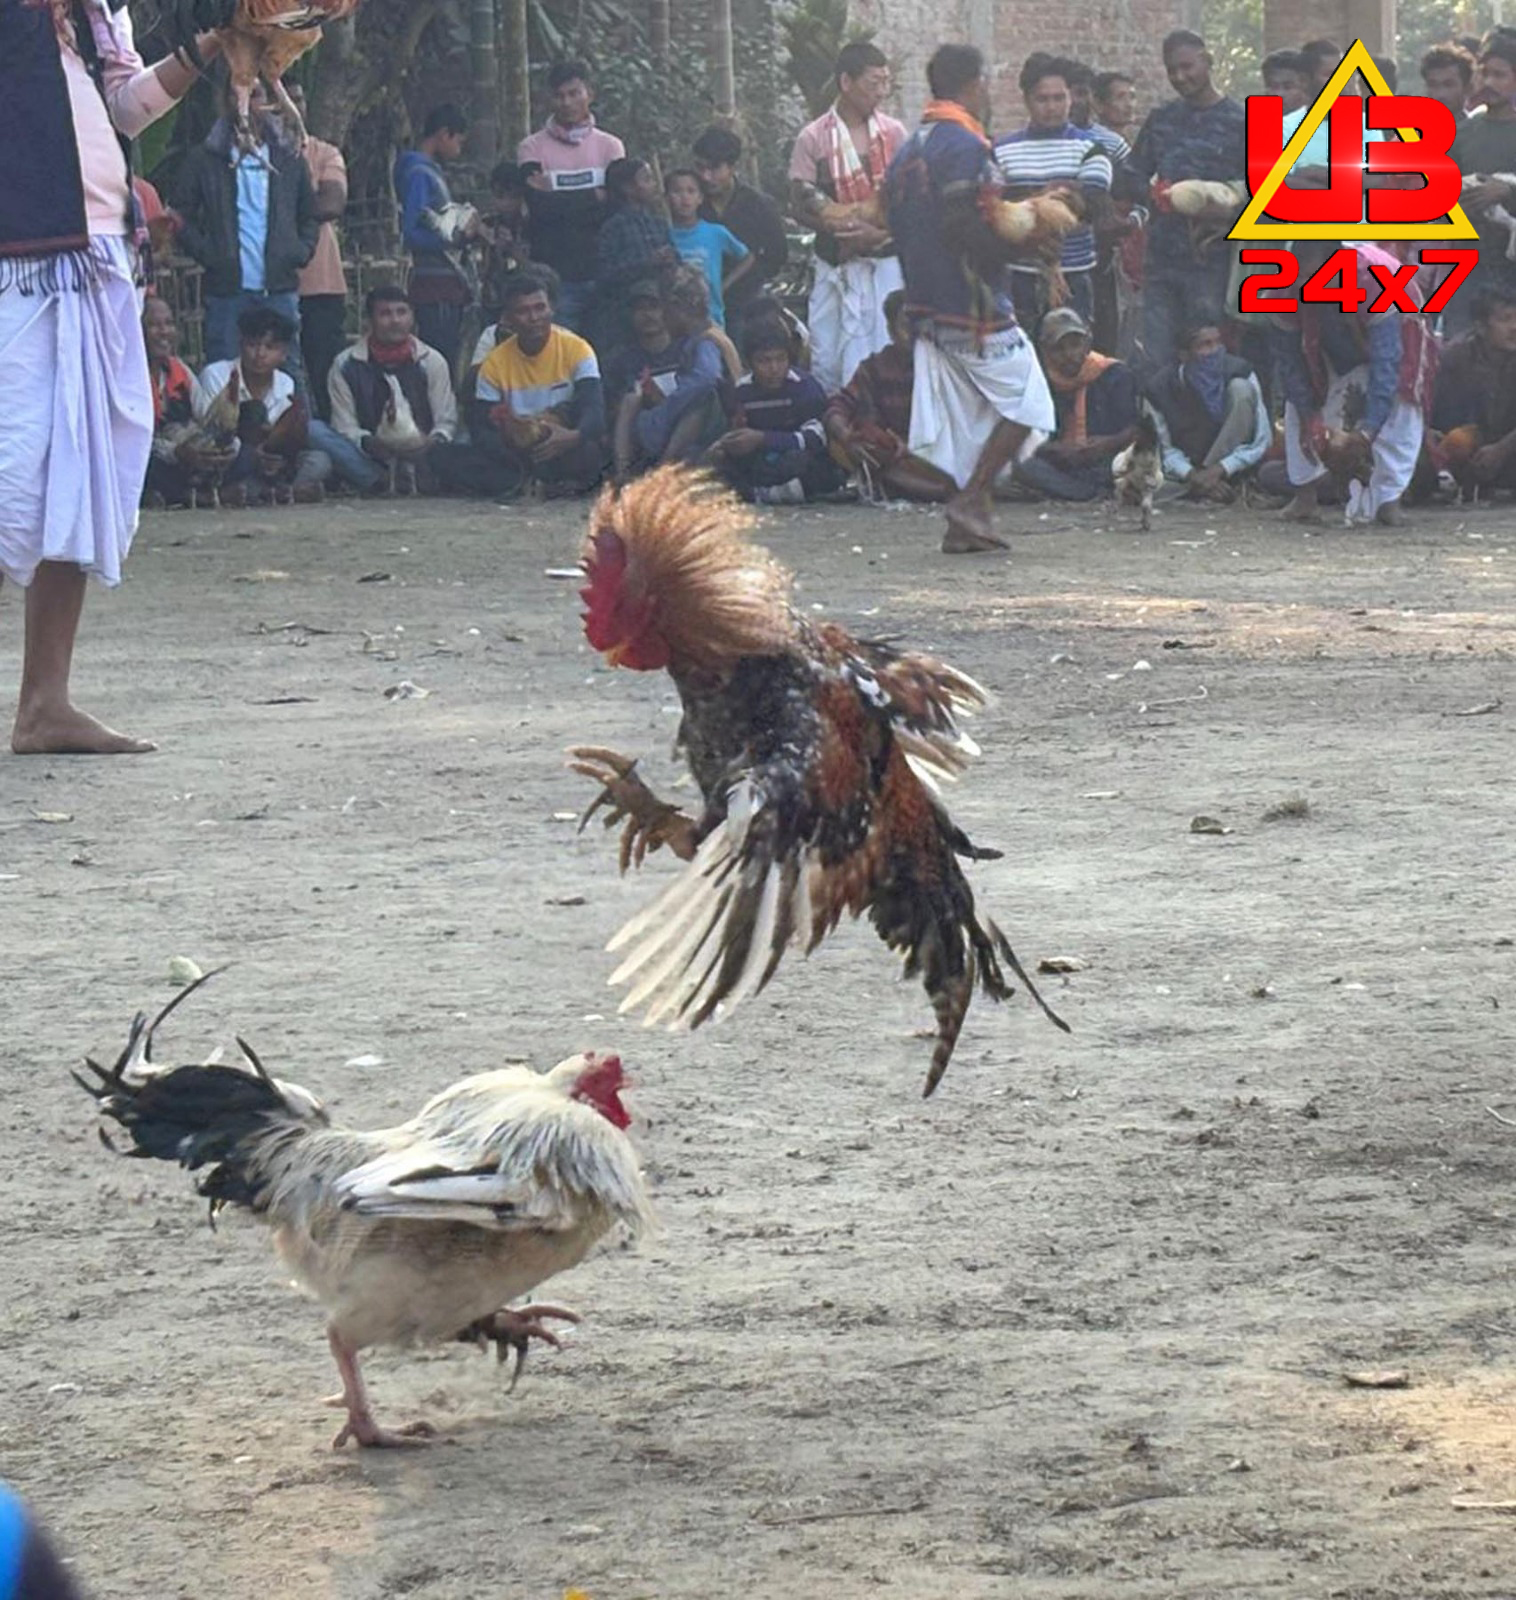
[174,121,317,298]
[700,183,788,314]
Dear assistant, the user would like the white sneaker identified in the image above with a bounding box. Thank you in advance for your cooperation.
[755,478,806,506]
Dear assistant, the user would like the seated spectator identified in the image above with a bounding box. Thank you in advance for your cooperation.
[611,267,728,480]
[825,289,955,502]
[707,322,847,504]
[142,296,235,508]
[1015,307,1138,501]
[666,168,750,330]
[1146,320,1270,501]
[596,157,677,348]
[436,270,605,499]
[329,286,458,494]
[601,280,685,411]
[470,261,561,371]
[192,307,331,505]
[1431,286,1516,498]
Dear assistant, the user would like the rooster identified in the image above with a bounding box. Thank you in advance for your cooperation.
[1111,409,1165,532]
[985,186,1085,309]
[75,975,652,1449]
[569,468,1070,1098]
[210,1,362,151]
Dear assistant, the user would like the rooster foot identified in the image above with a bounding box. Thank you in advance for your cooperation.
[566,746,699,869]
[331,1414,438,1451]
[459,1303,582,1391]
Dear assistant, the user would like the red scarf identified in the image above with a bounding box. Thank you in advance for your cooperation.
[921,99,990,148]
[368,337,417,369]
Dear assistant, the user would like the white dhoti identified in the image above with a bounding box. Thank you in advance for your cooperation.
[809,254,903,393]
[1283,364,1424,525]
[0,237,149,589]
[908,327,1055,490]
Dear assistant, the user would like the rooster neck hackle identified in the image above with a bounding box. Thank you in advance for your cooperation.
[582,467,796,672]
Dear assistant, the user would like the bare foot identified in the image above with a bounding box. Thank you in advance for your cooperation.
[942,491,1007,553]
[459,1302,581,1390]
[11,704,156,755]
[331,1412,437,1450]
[1376,500,1406,527]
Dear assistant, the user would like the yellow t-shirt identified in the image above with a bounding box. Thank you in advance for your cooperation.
[475,326,600,416]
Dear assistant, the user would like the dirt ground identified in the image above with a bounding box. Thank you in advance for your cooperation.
[3,487,1516,1600]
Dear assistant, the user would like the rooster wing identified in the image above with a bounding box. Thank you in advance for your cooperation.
[607,636,1066,1094]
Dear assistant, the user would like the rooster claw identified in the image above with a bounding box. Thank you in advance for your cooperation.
[566,746,697,869]
[460,1303,581,1392]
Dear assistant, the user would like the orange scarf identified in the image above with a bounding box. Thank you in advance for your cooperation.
[1047,351,1117,445]
[921,99,990,148]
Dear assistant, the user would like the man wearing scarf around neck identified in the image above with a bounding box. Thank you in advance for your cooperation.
[789,41,907,393]
[882,42,1056,553]
[518,59,626,337]
[1146,320,1270,502]
[1014,307,1137,501]
[0,0,229,755]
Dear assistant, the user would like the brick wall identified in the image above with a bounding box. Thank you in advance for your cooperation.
[856,0,1194,133]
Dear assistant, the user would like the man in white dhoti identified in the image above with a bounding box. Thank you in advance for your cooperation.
[0,0,224,754]
[1272,239,1436,527]
[881,44,1055,552]
[789,42,907,395]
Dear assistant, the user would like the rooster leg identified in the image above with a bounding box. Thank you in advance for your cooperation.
[457,1303,582,1392]
[232,81,255,155]
[566,746,699,869]
[326,1326,436,1450]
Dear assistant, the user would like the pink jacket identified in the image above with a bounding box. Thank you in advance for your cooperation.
[517,120,626,192]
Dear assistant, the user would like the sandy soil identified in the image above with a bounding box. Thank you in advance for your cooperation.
[3,488,1516,1600]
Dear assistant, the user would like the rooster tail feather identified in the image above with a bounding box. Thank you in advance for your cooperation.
[985,919,1072,1036]
[81,1059,325,1214]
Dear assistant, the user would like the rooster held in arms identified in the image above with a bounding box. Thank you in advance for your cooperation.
[570,468,1070,1098]
[76,975,652,1448]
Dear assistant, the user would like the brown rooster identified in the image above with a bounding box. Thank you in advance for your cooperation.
[215,1,361,149]
[77,974,651,1448]
[570,468,1069,1098]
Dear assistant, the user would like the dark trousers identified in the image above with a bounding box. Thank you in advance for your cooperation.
[1015,452,1112,502]
[300,294,347,422]
[434,431,605,499]
[1141,259,1229,376]
[415,301,466,378]
[205,290,303,388]
[1009,268,1094,340]
[721,444,847,500]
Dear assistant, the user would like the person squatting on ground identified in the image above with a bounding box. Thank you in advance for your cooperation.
[1146,320,1271,503]
[706,322,846,504]
[1431,285,1516,499]
[882,42,1057,553]
[789,41,907,394]
[1013,307,1138,501]
[0,0,227,756]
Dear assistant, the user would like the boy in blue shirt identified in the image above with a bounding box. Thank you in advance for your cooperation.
[665,169,751,328]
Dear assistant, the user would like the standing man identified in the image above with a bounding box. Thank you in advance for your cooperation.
[789,41,907,392]
[518,60,626,336]
[1,0,224,755]
[1420,43,1475,124]
[1092,71,1138,140]
[1450,33,1516,338]
[175,80,316,380]
[1127,30,1246,371]
[394,103,475,376]
[1260,49,1310,114]
[692,126,788,346]
[882,43,1055,553]
[992,55,1112,330]
[285,82,348,422]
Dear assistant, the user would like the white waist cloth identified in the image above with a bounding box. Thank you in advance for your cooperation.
[0,237,149,589]
[808,254,903,394]
[1282,362,1423,525]
[908,326,1054,489]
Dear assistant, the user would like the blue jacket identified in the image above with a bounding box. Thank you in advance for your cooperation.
[394,147,452,259]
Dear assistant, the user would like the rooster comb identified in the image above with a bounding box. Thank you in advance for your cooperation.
[581,467,795,669]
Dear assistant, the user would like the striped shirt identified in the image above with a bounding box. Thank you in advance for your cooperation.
[1082,121,1131,166]
[476,326,599,417]
[991,123,1112,275]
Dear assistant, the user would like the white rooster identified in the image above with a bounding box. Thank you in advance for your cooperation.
[76,977,652,1448]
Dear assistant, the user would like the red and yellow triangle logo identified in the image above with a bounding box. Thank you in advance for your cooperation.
[1230,38,1478,241]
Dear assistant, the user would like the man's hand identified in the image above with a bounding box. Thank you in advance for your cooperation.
[1188,463,1227,498]
[532,423,580,463]
[714,428,765,458]
[1038,438,1078,466]
[836,221,891,256]
[255,446,285,480]
[1463,178,1514,212]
